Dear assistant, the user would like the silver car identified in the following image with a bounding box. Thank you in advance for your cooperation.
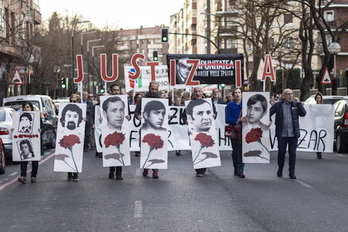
[0,107,15,160]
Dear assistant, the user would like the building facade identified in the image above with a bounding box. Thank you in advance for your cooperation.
[0,0,41,103]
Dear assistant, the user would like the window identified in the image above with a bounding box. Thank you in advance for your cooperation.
[324,11,334,22]
[284,14,293,26]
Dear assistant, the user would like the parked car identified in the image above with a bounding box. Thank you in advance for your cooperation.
[304,95,348,105]
[0,107,16,160]
[333,100,348,153]
[0,138,6,174]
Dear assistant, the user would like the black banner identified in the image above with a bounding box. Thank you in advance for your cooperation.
[166,54,244,85]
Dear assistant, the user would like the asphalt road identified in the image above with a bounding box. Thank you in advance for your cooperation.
[1,149,348,232]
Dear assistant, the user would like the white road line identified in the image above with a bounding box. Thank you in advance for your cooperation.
[295,180,312,188]
[9,172,18,176]
[134,201,143,218]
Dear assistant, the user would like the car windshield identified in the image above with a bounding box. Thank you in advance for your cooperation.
[324,99,343,105]
[0,110,5,121]
[4,101,40,110]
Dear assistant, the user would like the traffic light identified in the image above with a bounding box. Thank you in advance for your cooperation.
[220,83,226,88]
[61,78,66,88]
[161,28,168,42]
[100,88,105,93]
[153,51,158,61]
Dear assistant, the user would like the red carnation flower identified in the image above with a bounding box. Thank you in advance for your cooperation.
[59,134,81,149]
[104,131,126,148]
[194,133,215,148]
[245,128,263,144]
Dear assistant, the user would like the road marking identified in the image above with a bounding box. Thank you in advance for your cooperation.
[295,180,312,188]
[0,153,55,191]
[134,201,143,218]
[9,172,18,176]
[336,154,348,158]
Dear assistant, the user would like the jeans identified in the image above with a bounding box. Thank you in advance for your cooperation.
[20,161,38,177]
[231,138,244,173]
[277,137,298,175]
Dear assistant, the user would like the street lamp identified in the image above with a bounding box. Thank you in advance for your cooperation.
[87,39,101,93]
[71,20,89,95]
[328,42,341,95]
[92,45,105,95]
[81,31,97,54]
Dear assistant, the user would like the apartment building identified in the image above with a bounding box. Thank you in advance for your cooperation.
[0,0,41,102]
[169,0,348,88]
[115,26,169,66]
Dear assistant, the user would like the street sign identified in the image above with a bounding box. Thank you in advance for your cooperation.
[321,67,332,85]
[11,69,23,85]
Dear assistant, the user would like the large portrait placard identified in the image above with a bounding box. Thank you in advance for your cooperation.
[12,111,41,162]
[185,99,221,169]
[54,103,86,173]
[242,92,270,163]
[140,98,168,169]
[100,95,131,167]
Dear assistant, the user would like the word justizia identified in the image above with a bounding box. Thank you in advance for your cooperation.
[74,53,243,87]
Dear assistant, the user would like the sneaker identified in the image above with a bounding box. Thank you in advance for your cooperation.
[135,152,140,157]
[152,171,159,178]
[73,177,79,182]
[18,176,26,184]
[196,173,203,177]
[176,151,181,156]
[142,169,148,177]
[31,177,36,183]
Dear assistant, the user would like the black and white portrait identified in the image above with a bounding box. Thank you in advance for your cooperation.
[102,96,126,131]
[18,139,35,160]
[59,103,84,134]
[186,99,213,134]
[141,100,167,131]
[18,112,34,133]
[176,57,192,85]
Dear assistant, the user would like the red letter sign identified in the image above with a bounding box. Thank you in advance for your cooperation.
[100,53,119,82]
[74,55,84,83]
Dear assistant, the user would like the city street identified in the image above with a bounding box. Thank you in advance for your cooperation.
[1,149,348,232]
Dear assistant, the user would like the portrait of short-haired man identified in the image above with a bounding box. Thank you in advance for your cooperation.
[186,99,213,134]
[141,100,166,131]
[102,96,126,131]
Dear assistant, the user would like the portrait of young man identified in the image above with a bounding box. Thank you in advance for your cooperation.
[18,112,34,133]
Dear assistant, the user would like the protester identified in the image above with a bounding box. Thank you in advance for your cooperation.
[64,94,84,182]
[82,91,93,152]
[225,88,247,178]
[270,88,306,179]
[211,88,225,105]
[104,83,130,180]
[133,93,142,157]
[225,93,233,103]
[182,86,217,177]
[17,102,41,184]
[314,92,323,159]
[173,96,184,156]
[135,81,163,178]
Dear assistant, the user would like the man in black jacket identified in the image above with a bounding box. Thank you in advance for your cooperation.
[270,88,306,179]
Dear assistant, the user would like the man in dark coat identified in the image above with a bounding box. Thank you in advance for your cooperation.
[270,88,306,179]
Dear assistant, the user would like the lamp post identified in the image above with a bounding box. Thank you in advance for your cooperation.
[328,42,341,95]
[92,45,104,95]
[87,39,101,93]
[81,31,97,54]
[71,20,89,96]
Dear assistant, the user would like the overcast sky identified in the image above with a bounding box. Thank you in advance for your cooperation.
[39,0,184,29]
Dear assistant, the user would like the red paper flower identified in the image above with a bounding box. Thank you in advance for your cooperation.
[194,133,215,148]
[193,133,215,164]
[141,133,164,169]
[245,128,263,143]
[59,134,81,149]
[104,131,126,148]
[58,134,81,172]
[245,128,270,155]
[142,134,164,150]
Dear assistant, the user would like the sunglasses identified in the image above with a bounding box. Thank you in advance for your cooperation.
[70,100,77,103]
